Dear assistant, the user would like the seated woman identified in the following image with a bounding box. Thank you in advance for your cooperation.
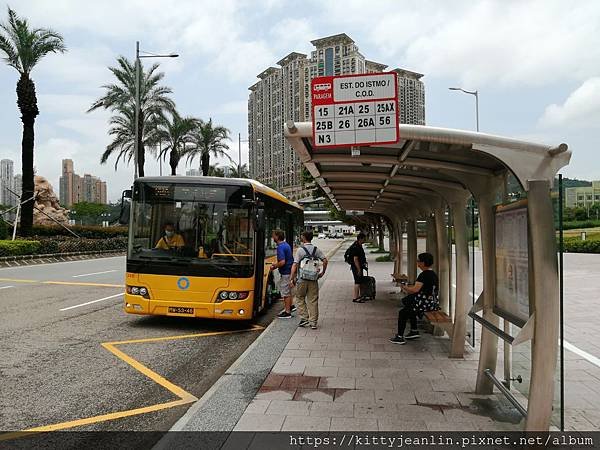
[390,252,439,345]
[155,222,185,251]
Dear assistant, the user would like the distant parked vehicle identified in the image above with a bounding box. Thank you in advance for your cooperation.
[317,233,326,239]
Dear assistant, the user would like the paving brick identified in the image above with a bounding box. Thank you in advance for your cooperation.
[233,413,285,431]
[243,399,270,415]
[334,389,376,404]
[319,377,356,389]
[303,366,339,378]
[330,417,378,431]
[378,419,428,431]
[255,387,296,401]
[309,401,354,418]
[374,390,416,405]
[293,388,335,402]
[323,358,356,367]
[354,402,397,418]
[265,400,311,416]
[281,416,331,431]
[356,377,394,391]
[279,375,320,389]
[262,373,285,388]
[337,367,373,378]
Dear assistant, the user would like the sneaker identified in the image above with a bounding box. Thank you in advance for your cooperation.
[389,335,406,345]
[298,319,309,327]
[310,324,318,330]
[291,305,297,313]
[277,311,292,319]
[405,330,420,340]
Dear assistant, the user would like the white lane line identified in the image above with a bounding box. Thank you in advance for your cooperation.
[72,270,117,278]
[0,256,124,271]
[59,293,124,311]
[0,285,14,290]
[564,341,600,369]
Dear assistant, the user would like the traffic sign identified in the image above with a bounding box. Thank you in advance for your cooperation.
[311,72,399,148]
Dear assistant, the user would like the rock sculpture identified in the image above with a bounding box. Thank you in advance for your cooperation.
[32,175,69,225]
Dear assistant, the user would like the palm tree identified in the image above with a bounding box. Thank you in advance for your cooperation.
[228,163,249,178]
[186,119,231,176]
[156,112,200,175]
[0,8,66,235]
[88,56,175,177]
[207,164,225,177]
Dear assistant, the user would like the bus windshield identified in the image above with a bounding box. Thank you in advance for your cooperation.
[129,182,255,278]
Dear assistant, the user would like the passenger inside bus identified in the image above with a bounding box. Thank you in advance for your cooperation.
[155,222,185,251]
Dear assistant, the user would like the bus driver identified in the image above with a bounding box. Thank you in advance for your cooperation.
[155,222,185,251]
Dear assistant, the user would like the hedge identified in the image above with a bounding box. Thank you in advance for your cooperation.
[562,220,600,231]
[561,237,600,253]
[0,237,127,257]
[0,240,41,256]
[28,225,128,239]
[0,220,8,240]
[375,254,393,262]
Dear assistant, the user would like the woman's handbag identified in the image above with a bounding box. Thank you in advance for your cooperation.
[411,291,440,317]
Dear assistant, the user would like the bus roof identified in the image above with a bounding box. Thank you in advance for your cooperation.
[136,176,302,210]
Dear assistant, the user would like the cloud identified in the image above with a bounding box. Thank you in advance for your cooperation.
[317,0,600,87]
[538,77,600,129]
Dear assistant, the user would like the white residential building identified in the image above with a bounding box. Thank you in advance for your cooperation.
[0,159,16,206]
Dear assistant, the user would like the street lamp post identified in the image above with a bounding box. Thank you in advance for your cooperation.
[133,41,179,181]
[449,87,479,132]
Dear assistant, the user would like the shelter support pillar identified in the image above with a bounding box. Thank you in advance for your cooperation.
[426,215,439,274]
[407,218,417,283]
[475,193,500,394]
[394,220,404,277]
[525,180,560,431]
[434,207,450,315]
[449,198,469,358]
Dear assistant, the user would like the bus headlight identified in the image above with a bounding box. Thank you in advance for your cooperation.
[217,291,249,302]
[127,285,150,299]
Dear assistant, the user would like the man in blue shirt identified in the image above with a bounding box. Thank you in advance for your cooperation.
[270,229,295,318]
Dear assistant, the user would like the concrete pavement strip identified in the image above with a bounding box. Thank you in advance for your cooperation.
[153,240,345,445]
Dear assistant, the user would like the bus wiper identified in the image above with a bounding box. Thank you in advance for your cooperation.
[210,263,238,276]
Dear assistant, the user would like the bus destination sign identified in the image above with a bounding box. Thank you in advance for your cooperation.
[311,72,399,148]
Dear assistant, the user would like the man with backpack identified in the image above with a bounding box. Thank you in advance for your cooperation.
[270,229,295,319]
[345,232,368,303]
[290,231,328,329]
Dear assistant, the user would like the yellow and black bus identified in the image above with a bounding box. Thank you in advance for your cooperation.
[122,176,303,320]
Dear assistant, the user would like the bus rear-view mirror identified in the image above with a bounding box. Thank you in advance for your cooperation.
[119,190,132,225]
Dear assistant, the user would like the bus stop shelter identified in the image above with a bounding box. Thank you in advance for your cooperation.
[284,121,571,431]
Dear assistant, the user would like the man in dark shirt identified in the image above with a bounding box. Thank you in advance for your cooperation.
[347,232,367,302]
[390,252,439,345]
[270,229,295,319]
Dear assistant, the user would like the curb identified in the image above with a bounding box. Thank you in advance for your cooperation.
[153,240,346,445]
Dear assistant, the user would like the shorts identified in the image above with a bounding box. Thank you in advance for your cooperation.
[350,266,364,284]
[279,274,292,297]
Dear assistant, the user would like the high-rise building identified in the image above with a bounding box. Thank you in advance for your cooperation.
[1,159,16,206]
[248,33,426,200]
[13,174,22,200]
[59,159,107,206]
[185,168,201,176]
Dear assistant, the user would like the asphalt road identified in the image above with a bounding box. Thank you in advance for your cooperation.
[0,239,341,441]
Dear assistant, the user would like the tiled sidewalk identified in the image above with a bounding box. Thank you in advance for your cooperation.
[234,243,523,432]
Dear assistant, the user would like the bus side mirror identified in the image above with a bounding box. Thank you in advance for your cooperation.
[119,190,132,225]
[256,208,266,231]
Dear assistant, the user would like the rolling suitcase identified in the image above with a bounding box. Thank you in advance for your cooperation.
[360,269,376,300]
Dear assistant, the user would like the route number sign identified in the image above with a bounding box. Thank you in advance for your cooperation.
[311,72,399,148]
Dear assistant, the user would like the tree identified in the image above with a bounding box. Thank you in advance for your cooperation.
[186,119,231,176]
[0,7,66,235]
[156,112,200,175]
[88,56,175,177]
[70,202,108,225]
[207,164,225,177]
[228,163,249,178]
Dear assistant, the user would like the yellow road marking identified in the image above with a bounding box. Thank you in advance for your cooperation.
[44,281,123,288]
[0,325,264,439]
[0,277,123,288]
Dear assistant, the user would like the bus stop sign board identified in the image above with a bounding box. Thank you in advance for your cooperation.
[312,72,399,148]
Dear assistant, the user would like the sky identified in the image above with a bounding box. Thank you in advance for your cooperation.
[0,0,599,202]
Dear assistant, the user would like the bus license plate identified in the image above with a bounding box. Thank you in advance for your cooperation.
[168,306,194,315]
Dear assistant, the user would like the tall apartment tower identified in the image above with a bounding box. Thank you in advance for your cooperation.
[59,159,107,206]
[248,33,426,200]
[0,159,16,206]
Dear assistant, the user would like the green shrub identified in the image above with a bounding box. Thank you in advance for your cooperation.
[375,254,392,262]
[28,225,128,239]
[370,250,389,254]
[560,237,600,253]
[562,220,600,230]
[0,240,41,256]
